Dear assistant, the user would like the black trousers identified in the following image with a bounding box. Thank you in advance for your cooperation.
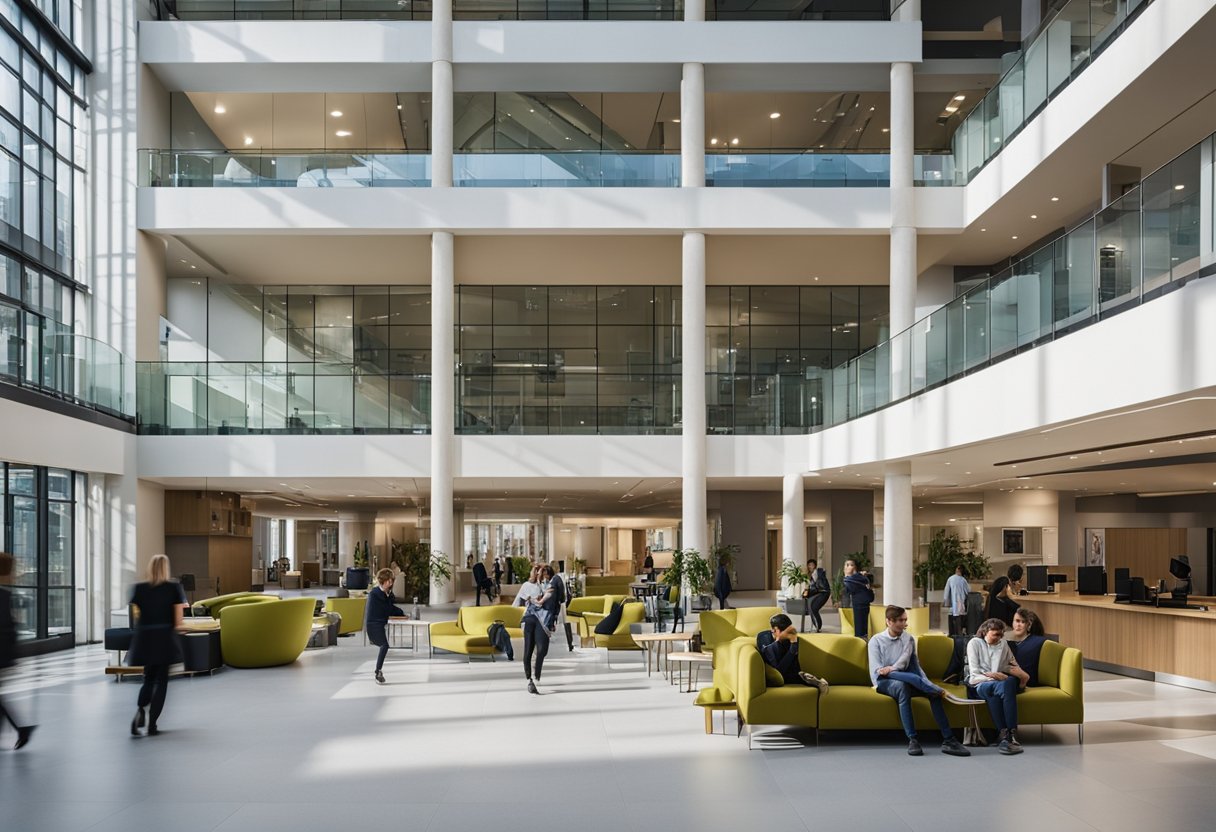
[522,617,551,681]
[808,592,830,632]
[852,602,870,639]
[948,614,965,636]
[368,624,390,672]
[716,595,729,610]
[137,664,171,724]
[0,692,25,730]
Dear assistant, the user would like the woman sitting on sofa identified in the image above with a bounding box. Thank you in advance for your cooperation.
[966,618,1030,755]
[1006,608,1047,688]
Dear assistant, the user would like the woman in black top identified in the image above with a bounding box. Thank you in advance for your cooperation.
[522,565,559,694]
[0,552,34,749]
[804,559,831,633]
[367,568,406,685]
[128,554,187,736]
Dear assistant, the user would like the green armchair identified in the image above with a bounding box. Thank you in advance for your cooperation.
[568,595,627,643]
[324,597,367,635]
[220,597,316,668]
[192,592,278,617]
[584,599,646,651]
[698,607,782,649]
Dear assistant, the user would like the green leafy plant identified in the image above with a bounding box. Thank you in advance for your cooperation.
[915,530,991,591]
[830,549,872,604]
[778,561,811,597]
[391,541,452,602]
[353,541,369,569]
[510,556,533,585]
[662,549,712,597]
[710,543,739,571]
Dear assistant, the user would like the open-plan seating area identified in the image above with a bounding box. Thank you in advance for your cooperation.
[6,1,1216,830]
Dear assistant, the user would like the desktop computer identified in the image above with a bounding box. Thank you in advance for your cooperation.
[1027,565,1049,592]
[1114,567,1131,601]
[1077,566,1107,595]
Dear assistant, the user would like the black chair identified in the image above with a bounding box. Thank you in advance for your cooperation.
[180,573,196,605]
[104,627,133,665]
[472,563,496,606]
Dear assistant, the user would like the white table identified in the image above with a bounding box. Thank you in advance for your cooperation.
[386,618,431,653]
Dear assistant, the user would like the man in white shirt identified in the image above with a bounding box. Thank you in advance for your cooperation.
[869,605,972,758]
[965,618,1030,754]
[942,565,971,636]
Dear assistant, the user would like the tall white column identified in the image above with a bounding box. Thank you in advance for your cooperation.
[781,473,805,595]
[681,233,707,573]
[889,60,916,400]
[684,0,705,22]
[680,63,705,189]
[430,231,455,603]
[431,0,454,188]
[883,462,913,608]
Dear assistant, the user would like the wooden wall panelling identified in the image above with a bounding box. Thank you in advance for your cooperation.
[164,491,209,535]
[209,536,254,597]
[1104,528,1187,585]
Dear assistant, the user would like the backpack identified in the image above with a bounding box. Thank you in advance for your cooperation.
[594,599,627,635]
[487,620,514,659]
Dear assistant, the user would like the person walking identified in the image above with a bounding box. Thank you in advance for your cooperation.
[492,557,503,596]
[943,564,970,636]
[522,565,558,694]
[804,559,830,633]
[842,559,873,639]
[367,568,406,685]
[128,554,187,737]
[714,560,732,610]
[0,552,34,750]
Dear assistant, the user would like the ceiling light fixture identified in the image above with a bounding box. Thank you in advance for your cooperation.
[330,110,343,117]
[731,138,739,145]
[243,136,253,146]
[1174,184,1186,191]
[770,112,781,119]
[1012,235,1019,240]
[710,138,718,145]
[335,130,351,137]
[673,118,680,123]
[396,104,402,110]
[953,94,966,101]
[1030,214,1038,219]
[214,104,226,114]
[1050,196,1059,202]
[881,127,889,133]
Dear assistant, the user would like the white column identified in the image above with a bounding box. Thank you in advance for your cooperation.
[883,462,913,608]
[889,60,916,399]
[430,231,455,603]
[680,63,705,188]
[681,232,707,575]
[781,473,805,596]
[431,0,454,188]
[684,0,705,22]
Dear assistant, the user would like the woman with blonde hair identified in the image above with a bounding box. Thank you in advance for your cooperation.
[128,554,187,736]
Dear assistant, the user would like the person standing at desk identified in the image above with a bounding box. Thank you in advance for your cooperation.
[943,564,971,636]
[367,568,406,685]
[985,565,1024,626]
[129,554,187,737]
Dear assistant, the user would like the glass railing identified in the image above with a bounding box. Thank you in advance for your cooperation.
[138,149,432,188]
[0,301,134,419]
[156,0,894,21]
[457,370,680,435]
[707,150,953,187]
[136,362,431,434]
[952,0,1152,184]
[454,151,680,187]
[822,131,1211,427]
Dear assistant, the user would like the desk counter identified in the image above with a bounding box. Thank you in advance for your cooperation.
[1019,594,1216,684]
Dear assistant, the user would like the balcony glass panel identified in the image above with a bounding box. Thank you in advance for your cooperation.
[139,150,432,187]
[454,151,679,187]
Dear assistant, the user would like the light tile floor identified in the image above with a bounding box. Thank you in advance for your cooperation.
[2,612,1216,832]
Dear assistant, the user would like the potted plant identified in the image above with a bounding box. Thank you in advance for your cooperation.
[569,557,587,599]
[391,540,453,604]
[915,530,991,603]
[663,548,712,611]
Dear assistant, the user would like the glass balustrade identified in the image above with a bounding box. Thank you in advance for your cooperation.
[0,300,133,418]
[159,0,893,21]
[136,362,432,434]
[952,0,1152,184]
[138,150,432,188]
[453,151,680,187]
[706,151,953,187]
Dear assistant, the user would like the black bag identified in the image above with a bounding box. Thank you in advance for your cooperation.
[487,620,514,660]
[594,600,627,635]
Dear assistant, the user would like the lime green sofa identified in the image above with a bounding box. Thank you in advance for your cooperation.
[220,597,316,668]
[568,595,628,643]
[324,597,367,635]
[839,605,931,637]
[430,605,524,658]
[710,632,1084,748]
[698,607,783,649]
[583,599,646,652]
[192,592,279,617]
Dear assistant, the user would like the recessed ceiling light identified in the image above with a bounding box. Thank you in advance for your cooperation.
[1050,196,1059,202]
[330,110,343,118]
[243,136,253,145]
[1012,235,1018,240]
[770,112,781,119]
[396,104,402,110]
[881,127,889,133]
[1030,214,1037,219]
[346,494,355,497]
[731,138,739,145]
[335,130,351,137]
[214,104,226,114]
[980,228,986,232]
[1174,184,1185,191]
[673,118,680,123]
[953,94,966,101]
[710,138,718,145]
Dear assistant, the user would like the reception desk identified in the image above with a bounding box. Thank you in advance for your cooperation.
[1019,594,1216,686]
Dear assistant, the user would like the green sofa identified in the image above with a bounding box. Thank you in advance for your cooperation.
[220,597,316,668]
[430,605,524,657]
[708,632,1084,748]
[584,599,646,652]
[192,592,279,617]
[839,605,931,637]
[324,597,367,635]
[568,595,627,643]
[698,607,783,649]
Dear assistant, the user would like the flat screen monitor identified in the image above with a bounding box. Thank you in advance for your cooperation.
[1077,565,1107,596]
[1027,565,1049,592]
[1114,567,1130,599]
[1169,557,1191,580]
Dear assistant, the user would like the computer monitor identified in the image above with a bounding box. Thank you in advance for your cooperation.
[1114,567,1130,600]
[1077,565,1107,595]
[1170,556,1192,598]
[1027,565,1049,592]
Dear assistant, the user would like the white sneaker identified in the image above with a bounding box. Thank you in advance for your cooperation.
[943,690,985,706]
[799,671,830,695]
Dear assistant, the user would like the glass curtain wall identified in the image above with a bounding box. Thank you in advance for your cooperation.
[456,285,681,434]
[138,283,432,434]
[3,461,76,652]
[707,285,887,434]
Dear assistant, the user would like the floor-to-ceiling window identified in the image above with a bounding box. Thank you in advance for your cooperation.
[3,460,79,653]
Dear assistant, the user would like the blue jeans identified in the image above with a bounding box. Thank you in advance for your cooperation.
[975,676,1020,731]
[876,675,954,741]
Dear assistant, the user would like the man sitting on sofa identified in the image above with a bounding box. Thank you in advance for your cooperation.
[756,613,829,695]
[869,604,972,758]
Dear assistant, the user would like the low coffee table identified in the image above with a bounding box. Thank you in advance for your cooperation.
[387,618,431,653]
[666,650,713,692]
